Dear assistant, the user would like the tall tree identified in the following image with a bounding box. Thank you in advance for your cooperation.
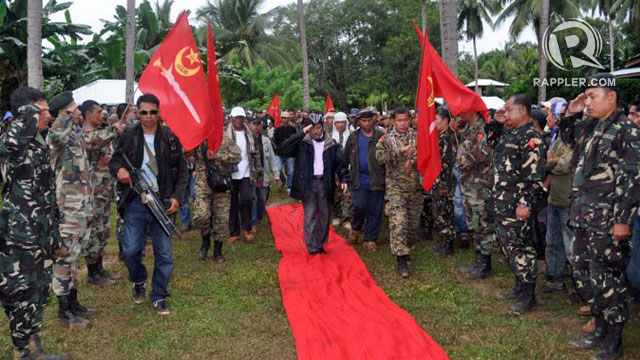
[297,0,310,111]
[539,0,549,102]
[458,0,494,94]
[126,0,135,105]
[27,0,43,90]
[439,0,459,76]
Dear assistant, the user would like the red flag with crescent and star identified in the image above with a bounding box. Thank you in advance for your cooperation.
[416,28,441,192]
[267,93,281,127]
[138,12,213,151]
[206,23,224,154]
[324,93,335,115]
[411,21,488,122]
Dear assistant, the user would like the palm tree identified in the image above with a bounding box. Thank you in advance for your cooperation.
[27,0,43,91]
[297,0,310,111]
[439,0,459,76]
[126,0,135,105]
[196,0,294,68]
[458,0,495,94]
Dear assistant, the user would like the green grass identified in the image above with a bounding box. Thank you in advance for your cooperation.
[0,185,639,359]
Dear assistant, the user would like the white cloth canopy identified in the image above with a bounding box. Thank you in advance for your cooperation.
[72,79,143,105]
[465,79,509,87]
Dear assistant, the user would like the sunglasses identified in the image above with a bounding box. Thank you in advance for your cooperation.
[139,110,159,116]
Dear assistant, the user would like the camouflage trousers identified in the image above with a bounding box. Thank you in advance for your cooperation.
[85,178,113,265]
[430,192,455,242]
[421,194,434,234]
[584,229,631,325]
[193,173,231,241]
[52,198,93,296]
[0,250,52,350]
[571,228,593,304]
[494,215,538,285]
[462,196,494,255]
[388,188,421,256]
[332,186,352,223]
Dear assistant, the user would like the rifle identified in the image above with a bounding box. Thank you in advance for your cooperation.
[120,152,180,237]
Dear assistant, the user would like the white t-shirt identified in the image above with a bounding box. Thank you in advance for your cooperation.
[232,130,250,180]
[313,140,325,176]
[142,134,159,192]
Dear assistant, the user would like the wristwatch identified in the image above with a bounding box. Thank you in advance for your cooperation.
[519,200,529,208]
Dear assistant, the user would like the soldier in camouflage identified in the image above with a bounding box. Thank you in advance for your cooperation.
[375,107,420,278]
[563,74,640,360]
[455,110,494,280]
[490,94,546,315]
[431,109,458,256]
[47,91,100,328]
[80,100,122,286]
[0,87,70,359]
[193,134,241,263]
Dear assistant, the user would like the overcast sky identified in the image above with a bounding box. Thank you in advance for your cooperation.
[49,0,537,55]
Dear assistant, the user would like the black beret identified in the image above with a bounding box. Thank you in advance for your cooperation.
[49,91,74,117]
[583,73,618,91]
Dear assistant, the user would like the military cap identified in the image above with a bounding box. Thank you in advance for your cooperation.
[348,108,359,117]
[49,91,74,117]
[308,110,324,126]
[356,109,374,119]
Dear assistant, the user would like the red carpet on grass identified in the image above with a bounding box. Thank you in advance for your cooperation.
[267,203,449,360]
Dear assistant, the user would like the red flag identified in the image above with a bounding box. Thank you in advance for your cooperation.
[139,12,213,151]
[416,29,441,192]
[324,93,335,114]
[206,24,224,154]
[267,93,281,128]
[411,23,488,121]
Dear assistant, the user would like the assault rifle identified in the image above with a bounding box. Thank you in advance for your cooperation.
[120,152,179,237]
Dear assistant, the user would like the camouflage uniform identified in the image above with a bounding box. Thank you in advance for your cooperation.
[458,118,494,256]
[0,105,61,352]
[375,129,420,256]
[47,113,94,296]
[490,122,546,286]
[559,111,640,326]
[193,136,241,241]
[82,124,119,265]
[430,129,457,252]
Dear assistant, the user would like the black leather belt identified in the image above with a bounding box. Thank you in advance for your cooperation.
[314,175,324,180]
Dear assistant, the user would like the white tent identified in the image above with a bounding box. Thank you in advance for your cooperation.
[435,96,505,110]
[465,79,509,87]
[72,79,143,105]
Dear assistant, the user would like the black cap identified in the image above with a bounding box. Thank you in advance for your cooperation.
[349,108,359,117]
[356,109,374,119]
[49,91,74,117]
[249,116,262,124]
[308,110,324,126]
[584,73,618,91]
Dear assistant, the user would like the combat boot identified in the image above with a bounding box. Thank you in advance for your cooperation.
[466,254,493,280]
[396,255,409,278]
[57,296,90,328]
[495,277,522,301]
[87,262,116,286]
[432,240,446,255]
[458,251,481,275]
[509,282,536,314]
[97,256,121,280]
[198,235,211,260]
[569,315,607,349]
[13,347,31,360]
[28,334,71,360]
[68,288,96,317]
[213,240,225,263]
[591,323,623,360]
[458,233,471,249]
[439,238,454,256]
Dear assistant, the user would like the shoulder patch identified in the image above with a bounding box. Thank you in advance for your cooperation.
[379,136,385,142]
[527,140,537,149]
[477,133,484,141]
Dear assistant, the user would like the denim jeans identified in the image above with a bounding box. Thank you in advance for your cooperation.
[277,156,294,190]
[545,204,573,283]
[251,186,270,227]
[626,212,640,297]
[453,164,467,235]
[351,185,384,243]
[122,198,174,302]
[179,175,195,226]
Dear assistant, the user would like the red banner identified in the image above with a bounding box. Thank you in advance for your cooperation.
[324,93,335,114]
[267,93,281,128]
[207,23,224,154]
[139,12,213,151]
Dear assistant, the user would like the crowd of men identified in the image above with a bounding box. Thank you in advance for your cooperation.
[0,72,639,359]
